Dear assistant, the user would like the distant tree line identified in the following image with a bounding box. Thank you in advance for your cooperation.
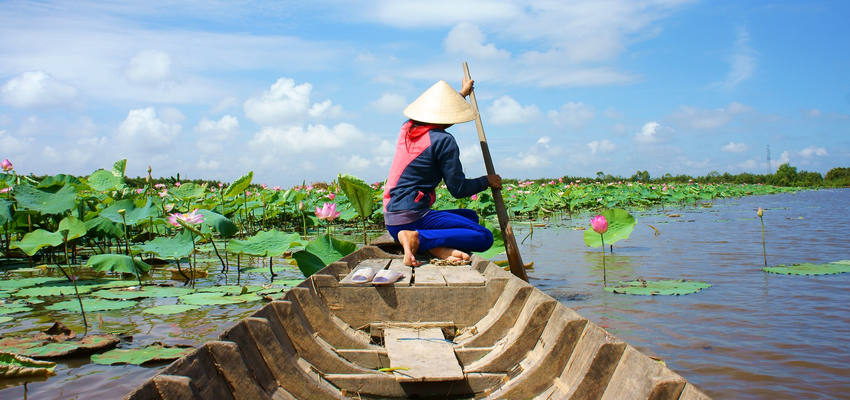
[513,164,849,188]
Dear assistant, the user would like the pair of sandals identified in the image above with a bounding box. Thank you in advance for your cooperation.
[351,268,404,285]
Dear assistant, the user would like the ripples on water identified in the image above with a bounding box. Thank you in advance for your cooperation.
[2,189,848,399]
[528,189,850,399]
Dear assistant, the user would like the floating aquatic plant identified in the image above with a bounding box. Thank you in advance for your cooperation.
[604,279,711,296]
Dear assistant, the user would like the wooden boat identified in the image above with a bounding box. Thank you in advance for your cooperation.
[127,239,710,399]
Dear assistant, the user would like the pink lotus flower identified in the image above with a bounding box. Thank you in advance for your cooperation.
[558,177,563,183]
[328,193,336,200]
[164,203,175,212]
[154,183,166,189]
[273,186,281,191]
[245,190,252,196]
[136,188,144,194]
[0,187,11,194]
[470,194,478,201]
[174,182,181,187]
[168,209,204,227]
[315,202,340,221]
[305,185,313,192]
[218,182,224,188]
[590,215,608,234]
[261,183,268,189]
[1,159,12,171]
[158,189,168,198]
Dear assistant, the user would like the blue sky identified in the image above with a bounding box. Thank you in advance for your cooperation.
[0,0,847,186]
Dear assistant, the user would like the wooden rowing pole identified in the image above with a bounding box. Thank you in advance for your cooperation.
[463,62,529,282]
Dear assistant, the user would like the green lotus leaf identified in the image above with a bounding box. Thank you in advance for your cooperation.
[10,229,64,256]
[0,199,12,225]
[136,230,193,259]
[0,317,12,324]
[224,172,253,198]
[474,220,506,259]
[91,344,193,365]
[169,183,207,200]
[583,208,637,248]
[196,209,238,238]
[142,304,200,315]
[196,285,262,295]
[0,277,66,291]
[58,215,87,240]
[46,298,137,312]
[37,174,81,189]
[228,230,302,257]
[338,174,374,220]
[21,334,119,359]
[292,234,356,277]
[92,286,193,299]
[241,264,298,274]
[84,216,124,239]
[86,169,124,192]
[100,198,160,226]
[86,254,151,276]
[604,279,711,296]
[0,352,56,378]
[178,292,260,306]
[14,184,77,215]
[0,304,32,315]
[112,159,127,177]
[763,261,850,276]
[15,283,96,297]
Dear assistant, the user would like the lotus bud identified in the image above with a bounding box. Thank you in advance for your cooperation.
[117,209,126,215]
[757,207,763,217]
[1,159,13,171]
[590,215,608,234]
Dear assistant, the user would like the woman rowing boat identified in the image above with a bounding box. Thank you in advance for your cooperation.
[382,78,501,266]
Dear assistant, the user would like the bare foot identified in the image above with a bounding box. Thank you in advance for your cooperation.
[429,247,470,262]
[397,230,421,266]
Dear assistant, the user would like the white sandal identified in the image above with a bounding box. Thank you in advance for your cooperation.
[372,270,403,285]
[351,268,378,283]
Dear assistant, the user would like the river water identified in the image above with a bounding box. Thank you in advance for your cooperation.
[2,188,848,399]
[526,188,850,399]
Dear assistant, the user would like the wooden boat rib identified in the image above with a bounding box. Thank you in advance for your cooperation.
[127,242,711,399]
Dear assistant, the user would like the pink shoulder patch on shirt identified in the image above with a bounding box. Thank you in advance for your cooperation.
[383,122,432,211]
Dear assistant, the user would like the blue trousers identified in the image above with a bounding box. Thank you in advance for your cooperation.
[386,209,493,253]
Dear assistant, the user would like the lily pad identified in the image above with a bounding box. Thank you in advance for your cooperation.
[178,292,261,306]
[763,261,850,276]
[196,285,261,295]
[604,279,711,296]
[21,334,120,359]
[46,298,137,312]
[196,209,238,238]
[87,254,151,276]
[224,172,252,198]
[338,174,375,220]
[100,198,160,226]
[92,286,194,299]
[91,343,193,365]
[0,352,56,378]
[10,229,64,256]
[0,317,12,323]
[15,284,95,297]
[87,169,124,192]
[292,234,356,277]
[229,230,302,257]
[142,304,200,315]
[0,304,32,315]
[135,230,193,260]
[0,277,66,291]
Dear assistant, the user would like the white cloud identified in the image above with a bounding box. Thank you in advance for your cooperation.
[587,139,616,154]
[248,123,364,153]
[722,141,748,152]
[115,107,181,150]
[714,27,756,89]
[0,129,28,153]
[445,22,510,60]
[196,159,221,170]
[244,78,338,126]
[125,50,172,83]
[806,109,822,118]
[487,95,541,125]
[344,154,372,171]
[502,135,561,170]
[548,102,594,128]
[159,107,186,124]
[371,93,407,114]
[195,115,240,154]
[634,121,661,143]
[0,71,77,108]
[799,146,827,158]
[670,102,751,130]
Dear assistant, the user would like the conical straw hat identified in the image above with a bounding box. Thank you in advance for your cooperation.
[403,80,477,124]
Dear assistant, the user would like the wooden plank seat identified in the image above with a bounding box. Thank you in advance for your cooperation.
[383,327,464,382]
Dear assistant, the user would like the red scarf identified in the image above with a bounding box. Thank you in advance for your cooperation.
[405,120,445,139]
